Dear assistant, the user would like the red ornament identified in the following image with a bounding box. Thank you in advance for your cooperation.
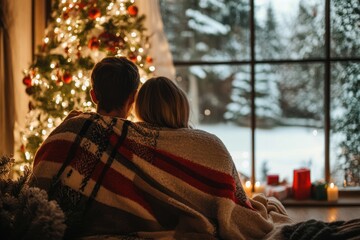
[127,5,138,17]
[88,7,101,19]
[62,72,72,84]
[128,53,137,62]
[63,11,70,20]
[88,37,100,50]
[20,144,25,153]
[146,56,153,63]
[75,2,85,10]
[99,32,124,53]
[22,76,32,87]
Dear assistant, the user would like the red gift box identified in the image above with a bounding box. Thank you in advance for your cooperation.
[293,168,311,200]
[267,174,279,185]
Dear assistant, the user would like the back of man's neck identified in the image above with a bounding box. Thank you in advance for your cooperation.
[97,109,127,119]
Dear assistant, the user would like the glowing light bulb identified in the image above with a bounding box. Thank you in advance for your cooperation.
[20,165,25,172]
[25,152,31,160]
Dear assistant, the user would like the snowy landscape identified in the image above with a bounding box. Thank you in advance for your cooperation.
[158,0,359,187]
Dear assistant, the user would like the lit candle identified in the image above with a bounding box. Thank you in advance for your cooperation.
[327,183,339,201]
[254,181,265,194]
[244,180,252,197]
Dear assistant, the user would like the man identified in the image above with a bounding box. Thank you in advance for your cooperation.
[31,56,292,239]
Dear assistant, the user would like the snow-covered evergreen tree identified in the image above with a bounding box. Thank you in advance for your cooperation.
[161,0,249,123]
[277,1,324,125]
[331,0,360,186]
[226,3,281,127]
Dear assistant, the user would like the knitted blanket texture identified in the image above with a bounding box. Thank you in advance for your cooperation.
[31,111,293,239]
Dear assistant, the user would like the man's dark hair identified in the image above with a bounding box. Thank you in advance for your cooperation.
[91,57,140,113]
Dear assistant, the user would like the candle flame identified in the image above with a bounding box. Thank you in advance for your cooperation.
[329,183,335,188]
[245,181,251,188]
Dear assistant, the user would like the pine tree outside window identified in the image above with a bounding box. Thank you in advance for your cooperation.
[159,0,360,190]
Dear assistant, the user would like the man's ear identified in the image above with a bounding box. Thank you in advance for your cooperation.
[90,89,98,104]
[129,90,137,105]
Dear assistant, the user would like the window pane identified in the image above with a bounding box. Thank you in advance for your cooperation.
[175,65,252,178]
[331,62,360,187]
[255,64,325,183]
[331,0,360,58]
[159,0,250,61]
[255,0,325,60]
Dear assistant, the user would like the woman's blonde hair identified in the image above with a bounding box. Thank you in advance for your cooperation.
[135,77,190,128]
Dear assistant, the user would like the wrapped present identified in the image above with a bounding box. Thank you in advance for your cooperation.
[267,174,279,185]
[311,181,327,200]
[266,185,288,201]
[293,168,311,200]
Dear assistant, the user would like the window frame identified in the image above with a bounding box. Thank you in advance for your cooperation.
[168,0,360,189]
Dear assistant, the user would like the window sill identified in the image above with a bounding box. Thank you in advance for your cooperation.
[282,197,359,207]
[282,191,360,207]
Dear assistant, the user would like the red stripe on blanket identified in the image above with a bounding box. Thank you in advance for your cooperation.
[35,138,155,217]
[109,134,237,202]
[34,140,73,166]
[91,159,155,217]
[153,150,236,200]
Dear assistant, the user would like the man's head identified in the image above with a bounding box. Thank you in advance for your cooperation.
[90,57,140,117]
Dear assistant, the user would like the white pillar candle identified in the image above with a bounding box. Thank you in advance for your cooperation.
[327,183,339,201]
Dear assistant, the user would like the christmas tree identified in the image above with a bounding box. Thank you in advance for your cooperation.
[16,0,155,174]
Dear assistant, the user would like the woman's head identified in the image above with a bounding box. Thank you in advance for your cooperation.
[135,77,190,128]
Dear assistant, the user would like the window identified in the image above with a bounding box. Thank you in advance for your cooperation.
[159,0,360,188]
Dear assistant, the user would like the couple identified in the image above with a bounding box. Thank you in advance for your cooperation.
[31,57,292,239]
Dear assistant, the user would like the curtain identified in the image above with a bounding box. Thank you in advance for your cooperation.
[0,0,15,156]
[0,0,32,157]
[138,0,175,80]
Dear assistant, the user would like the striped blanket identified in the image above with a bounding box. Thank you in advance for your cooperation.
[31,111,293,239]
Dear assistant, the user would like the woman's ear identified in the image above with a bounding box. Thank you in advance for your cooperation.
[90,89,98,104]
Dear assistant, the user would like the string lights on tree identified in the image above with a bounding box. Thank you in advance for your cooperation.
[16,0,155,174]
